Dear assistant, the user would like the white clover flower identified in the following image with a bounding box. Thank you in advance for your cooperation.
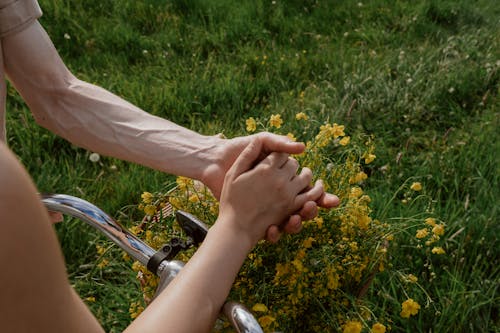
[89,153,100,163]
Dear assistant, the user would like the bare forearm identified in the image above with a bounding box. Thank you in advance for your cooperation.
[3,21,223,180]
[125,220,253,333]
[32,77,222,179]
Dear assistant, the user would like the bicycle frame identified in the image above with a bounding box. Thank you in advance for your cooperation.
[42,194,263,333]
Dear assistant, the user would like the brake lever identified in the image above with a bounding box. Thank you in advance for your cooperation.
[146,211,209,274]
[175,210,209,246]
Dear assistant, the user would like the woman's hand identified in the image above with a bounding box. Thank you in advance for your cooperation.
[218,137,315,246]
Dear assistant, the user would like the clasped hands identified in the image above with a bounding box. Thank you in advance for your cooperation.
[203,132,340,244]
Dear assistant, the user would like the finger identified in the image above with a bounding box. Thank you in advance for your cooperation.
[259,152,290,169]
[258,132,305,155]
[265,225,282,244]
[300,180,325,203]
[317,192,341,208]
[227,138,263,178]
[281,214,303,234]
[290,167,313,198]
[298,201,319,221]
[280,157,300,178]
[296,180,341,209]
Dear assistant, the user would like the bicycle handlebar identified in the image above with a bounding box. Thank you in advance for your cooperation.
[41,194,263,333]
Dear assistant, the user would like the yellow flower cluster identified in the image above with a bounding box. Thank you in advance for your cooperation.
[410,182,423,191]
[415,216,447,251]
[269,114,283,128]
[343,320,362,333]
[372,322,387,333]
[129,301,144,319]
[138,191,172,218]
[400,298,421,318]
[129,113,435,332]
[315,123,345,147]
[295,112,309,121]
[153,117,393,332]
[246,117,257,132]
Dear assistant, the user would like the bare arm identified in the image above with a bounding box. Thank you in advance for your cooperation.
[3,21,223,182]
[0,142,104,333]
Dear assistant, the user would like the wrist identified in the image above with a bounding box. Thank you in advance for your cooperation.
[210,214,256,254]
[198,135,227,194]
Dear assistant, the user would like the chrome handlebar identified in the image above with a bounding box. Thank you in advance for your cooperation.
[41,194,263,333]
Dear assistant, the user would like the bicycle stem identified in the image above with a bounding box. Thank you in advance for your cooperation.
[41,194,263,333]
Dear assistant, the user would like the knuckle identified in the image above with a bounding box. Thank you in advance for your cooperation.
[300,168,313,184]
[289,158,299,169]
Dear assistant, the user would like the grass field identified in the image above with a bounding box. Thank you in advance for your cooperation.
[6,0,499,332]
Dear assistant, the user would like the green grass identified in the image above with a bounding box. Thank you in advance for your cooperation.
[6,0,499,331]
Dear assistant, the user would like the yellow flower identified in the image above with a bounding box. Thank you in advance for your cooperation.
[131,261,142,272]
[295,112,309,120]
[343,320,362,333]
[258,315,275,328]
[332,123,345,138]
[246,117,257,132]
[358,214,372,229]
[96,244,106,256]
[176,176,192,190]
[292,259,304,272]
[410,182,422,191]
[286,132,297,141]
[97,259,109,269]
[339,136,351,146]
[252,303,268,312]
[144,204,157,216]
[400,298,420,318]
[129,301,144,319]
[371,323,386,333]
[129,225,143,235]
[407,274,418,283]
[432,224,445,236]
[425,217,437,226]
[315,123,346,147]
[350,186,363,198]
[416,228,429,239]
[85,296,96,302]
[349,171,368,184]
[364,153,376,164]
[188,194,199,203]
[141,191,153,204]
[432,247,446,255]
[314,216,324,229]
[302,237,315,249]
[145,230,154,243]
[327,270,339,290]
[269,114,283,128]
